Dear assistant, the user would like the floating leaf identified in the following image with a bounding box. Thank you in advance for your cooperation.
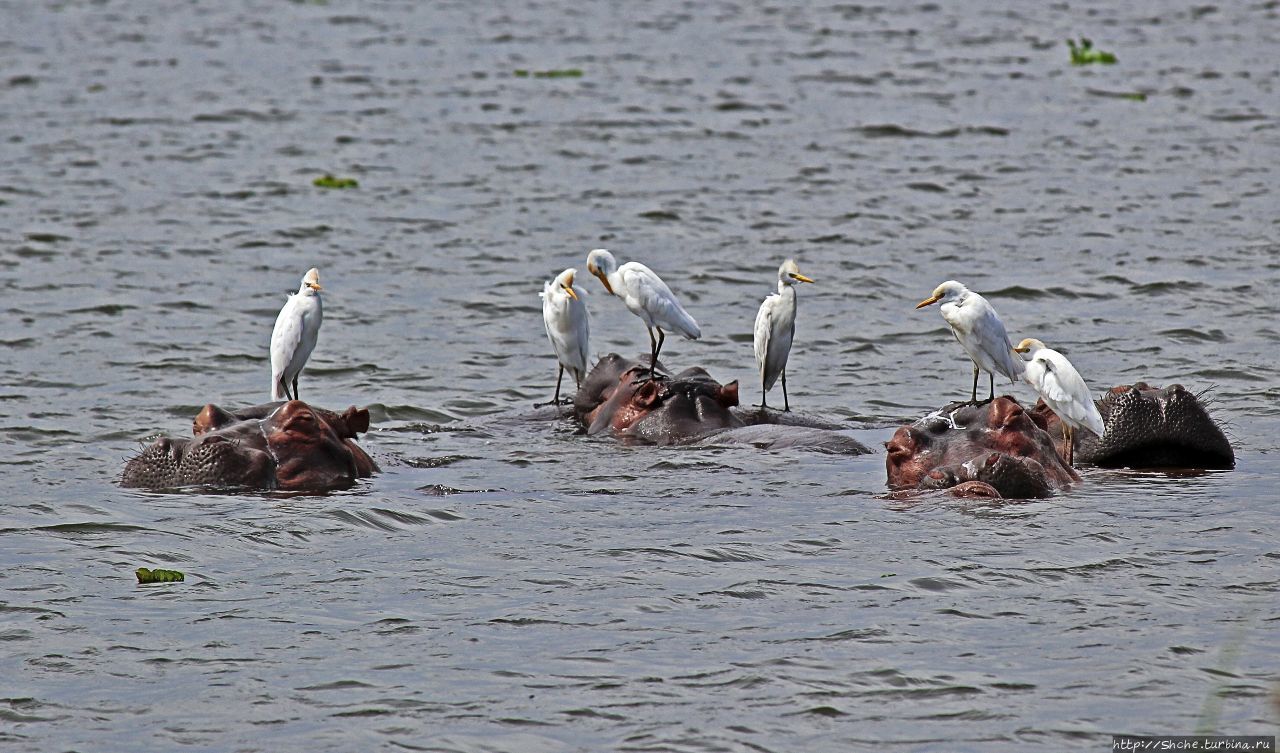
[1067,38,1117,65]
[313,174,359,189]
[136,567,185,583]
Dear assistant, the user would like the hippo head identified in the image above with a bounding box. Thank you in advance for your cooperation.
[1032,382,1234,469]
[886,396,1080,499]
[574,354,742,444]
[122,400,377,491]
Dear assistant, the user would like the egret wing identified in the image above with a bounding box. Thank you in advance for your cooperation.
[754,294,775,382]
[269,295,303,398]
[969,304,1024,380]
[622,264,700,339]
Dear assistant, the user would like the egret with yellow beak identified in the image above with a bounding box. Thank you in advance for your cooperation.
[916,280,1023,404]
[585,248,700,380]
[753,258,814,411]
[1014,337,1105,466]
[270,267,323,401]
[540,267,590,405]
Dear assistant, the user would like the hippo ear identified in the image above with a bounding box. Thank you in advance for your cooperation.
[333,407,371,438]
[987,396,1025,429]
[717,380,739,408]
[193,404,236,436]
[635,379,663,408]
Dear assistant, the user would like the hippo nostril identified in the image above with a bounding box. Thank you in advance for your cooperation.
[157,438,183,461]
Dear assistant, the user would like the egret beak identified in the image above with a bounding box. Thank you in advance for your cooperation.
[1013,346,1030,353]
[790,273,815,284]
[915,294,940,309]
[592,269,614,294]
[307,282,324,292]
[562,284,578,300]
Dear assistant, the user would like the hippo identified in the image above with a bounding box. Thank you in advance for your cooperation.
[574,354,871,454]
[122,400,378,491]
[886,396,1079,500]
[575,353,743,444]
[887,383,1234,499]
[1032,382,1234,470]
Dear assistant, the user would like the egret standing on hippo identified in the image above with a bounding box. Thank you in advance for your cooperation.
[585,248,700,382]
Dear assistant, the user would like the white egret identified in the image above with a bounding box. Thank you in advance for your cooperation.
[753,259,814,411]
[585,248,700,380]
[916,280,1024,403]
[270,267,323,401]
[1014,337,1105,466]
[540,267,590,405]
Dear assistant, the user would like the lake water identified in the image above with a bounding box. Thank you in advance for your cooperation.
[1,1,1277,751]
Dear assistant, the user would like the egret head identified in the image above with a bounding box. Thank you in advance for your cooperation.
[556,268,579,300]
[301,267,323,293]
[778,259,814,286]
[915,280,967,309]
[586,249,616,294]
[1013,338,1046,354]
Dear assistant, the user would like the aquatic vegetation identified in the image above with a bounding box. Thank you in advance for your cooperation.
[313,174,359,189]
[136,567,185,583]
[513,69,584,79]
[1067,38,1117,65]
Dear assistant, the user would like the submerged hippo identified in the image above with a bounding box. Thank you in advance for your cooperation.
[887,383,1234,499]
[1033,382,1234,470]
[122,400,378,492]
[886,396,1079,500]
[574,354,871,453]
[575,353,743,444]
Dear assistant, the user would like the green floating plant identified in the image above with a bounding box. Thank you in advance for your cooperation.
[513,69,584,79]
[1067,38,1117,65]
[313,174,359,189]
[136,567,185,583]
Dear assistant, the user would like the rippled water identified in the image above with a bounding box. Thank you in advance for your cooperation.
[2,1,1278,750]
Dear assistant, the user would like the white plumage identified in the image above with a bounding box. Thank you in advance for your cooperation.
[586,248,699,378]
[753,259,814,411]
[917,280,1024,403]
[540,267,590,405]
[269,268,323,401]
[1015,337,1105,465]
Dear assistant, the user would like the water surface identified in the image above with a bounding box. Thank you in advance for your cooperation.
[1,1,1278,751]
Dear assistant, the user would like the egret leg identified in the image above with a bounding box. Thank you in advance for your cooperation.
[760,377,769,410]
[969,363,980,404]
[782,368,791,412]
[988,372,995,402]
[292,376,300,401]
[539,365,566,407]
[646,326,659,381]
[1064,424,1075,467]
[555,366,570,402]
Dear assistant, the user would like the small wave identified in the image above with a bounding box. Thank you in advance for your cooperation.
[324,507,437,530]
[1157,328,1228,342]
[192,108,296,123]
[855,124,1009,139]
[1132,280,1207,295]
